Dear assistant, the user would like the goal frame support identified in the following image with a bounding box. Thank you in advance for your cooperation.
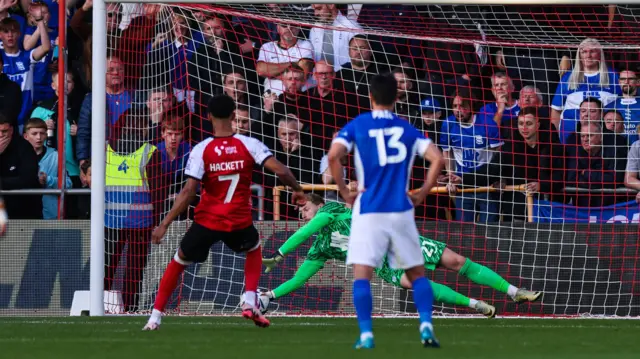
[89,0,617,317]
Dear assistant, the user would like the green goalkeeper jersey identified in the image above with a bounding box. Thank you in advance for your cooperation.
[278,202,352,262]
[278,202,446,269]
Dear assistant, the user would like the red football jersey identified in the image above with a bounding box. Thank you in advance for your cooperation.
[184,134,273,231]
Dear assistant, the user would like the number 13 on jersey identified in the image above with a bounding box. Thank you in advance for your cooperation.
[369,127,407,166]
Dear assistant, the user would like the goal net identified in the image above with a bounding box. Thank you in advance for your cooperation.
[102,3,640,317]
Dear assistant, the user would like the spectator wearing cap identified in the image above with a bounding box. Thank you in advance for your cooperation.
[419,96,443,142]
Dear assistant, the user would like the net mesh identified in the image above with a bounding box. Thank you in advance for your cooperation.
[98,3,640,317]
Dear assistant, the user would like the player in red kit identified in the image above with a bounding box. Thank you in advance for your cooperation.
[143,95,304,330]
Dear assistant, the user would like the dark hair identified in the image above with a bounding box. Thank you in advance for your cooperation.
[283,63,305,75]
[236,103,250,113]
[305,193,325,206]
[518,106,540,119]
[604,109,623,121]
[24,118,47,132]
[0,113,12,126]
[451,89,475,111]
[579,97,603,110]
[80,159,92,174]
[369,73,397,107]
[0,18,21,33]
[207,94,236,120]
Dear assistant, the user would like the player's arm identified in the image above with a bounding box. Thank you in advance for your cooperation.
[410,138,444,206]
[262,157,305,203]
[265,259,326,299]
[263,212,333,273]
[164,179,199,224]
[31,19,51,62]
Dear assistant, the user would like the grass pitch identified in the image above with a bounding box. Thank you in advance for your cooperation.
[0,317,638,359]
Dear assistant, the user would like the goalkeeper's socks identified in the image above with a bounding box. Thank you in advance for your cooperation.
[412,277,434,326]
[244,245,262,294]
[153,257,186,312]
[353,279,373,337]
[459,259,512,295]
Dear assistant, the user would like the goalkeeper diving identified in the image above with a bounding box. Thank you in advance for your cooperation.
[261,194,541,317]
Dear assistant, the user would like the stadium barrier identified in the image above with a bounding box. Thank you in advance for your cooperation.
[272,184,532,221]
[2,219,637,317]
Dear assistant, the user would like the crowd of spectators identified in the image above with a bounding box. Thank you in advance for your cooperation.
[2,2,640,229]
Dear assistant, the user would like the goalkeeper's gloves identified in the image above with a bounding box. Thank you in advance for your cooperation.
[263,251,284,273]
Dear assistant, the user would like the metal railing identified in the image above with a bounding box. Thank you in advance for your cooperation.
[272,184,532,221]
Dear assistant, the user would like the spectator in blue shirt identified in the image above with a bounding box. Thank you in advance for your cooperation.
[551,38,621,144]
[605,69,640,144]
[105,55,132,132]
[440,90,503,223]
[23,1,57,102]
[477,72,520,140]
[156,111,191,219]
[0,16,50,132]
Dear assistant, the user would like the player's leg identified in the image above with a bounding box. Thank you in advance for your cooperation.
[123,228,151,312]
[223,225,270,328]
[397,274,496,318]
[346,213,389,349]
[143,223,214,330]
[388,210,439,348]
[439,248,542,303]
[267,259,326,299]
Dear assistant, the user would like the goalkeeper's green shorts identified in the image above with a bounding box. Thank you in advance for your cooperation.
[375,237,446,287]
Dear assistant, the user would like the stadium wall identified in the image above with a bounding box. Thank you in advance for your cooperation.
[0,221,638,316]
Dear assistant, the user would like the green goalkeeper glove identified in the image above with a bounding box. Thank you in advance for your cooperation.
[263,251,284,273]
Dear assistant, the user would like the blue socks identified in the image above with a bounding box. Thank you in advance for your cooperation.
[353,279,373,336]
[412,277,434,326]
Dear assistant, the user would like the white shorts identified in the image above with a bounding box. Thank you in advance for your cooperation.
[346,207,423,270]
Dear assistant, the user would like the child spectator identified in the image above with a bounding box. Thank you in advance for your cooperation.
[0,16,51,132]
[22,118,71,219]
[23,1,57,103]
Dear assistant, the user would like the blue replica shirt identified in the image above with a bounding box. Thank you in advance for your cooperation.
[551,70,621,143]
[107,91,132,125]
[439,114,503,175]
[605,97,640,144]
[1,49,41,126]
[476,101,521,131]
[334,110,432,214]
[156,141,192,180]
[24,26,58,100]
[148,31,205,90]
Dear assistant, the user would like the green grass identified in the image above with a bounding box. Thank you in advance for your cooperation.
[0,317,638,359]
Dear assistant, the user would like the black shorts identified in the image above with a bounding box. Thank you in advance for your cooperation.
[179,222,260,263]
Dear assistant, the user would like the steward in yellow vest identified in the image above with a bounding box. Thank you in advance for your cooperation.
[104,109,166,313]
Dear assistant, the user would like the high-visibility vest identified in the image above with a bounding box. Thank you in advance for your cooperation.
[105,143,156,229]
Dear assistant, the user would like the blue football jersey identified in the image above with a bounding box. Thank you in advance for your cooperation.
[439,114,503,175]
[606,97,640,144]
[334,110,432,214]
[551,70,621,143]
[1,49,40,126]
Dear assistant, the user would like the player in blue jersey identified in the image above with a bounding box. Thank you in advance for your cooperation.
[0,17,50,131]
[551,38,621,144]
[605,69,640,144]
[440,90,503,222]
[328,73,445,349]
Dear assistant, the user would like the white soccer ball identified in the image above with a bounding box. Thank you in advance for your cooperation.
[257,293,270,315]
